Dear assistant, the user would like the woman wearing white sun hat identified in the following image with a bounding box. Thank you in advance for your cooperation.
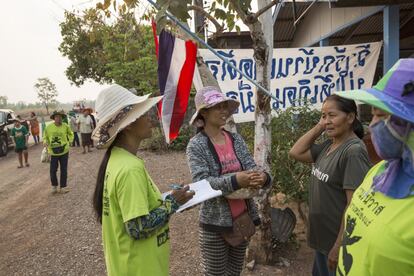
[92,84,194,276]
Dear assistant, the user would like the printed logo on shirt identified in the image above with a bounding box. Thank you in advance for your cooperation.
[157,228,170,247]
[311,166,329,182]
[338,215,362,275]
[220,157,240,174]
[15,131,23,137]
[346,187,386,228]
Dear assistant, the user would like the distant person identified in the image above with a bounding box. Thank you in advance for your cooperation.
[16,115,30,135]
[87,108,96,129]
[29,112,40,144]
[289,95,372,276]
[87,108,96,148]
[92,84,194,276]
[41,116,46,137]
[78,109,93,154]
[11,119,30,168]
[69,111,80,147]
[44,110,74,194]
[62,112,69,125]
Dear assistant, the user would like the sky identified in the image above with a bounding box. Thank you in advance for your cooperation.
[0,0,110,104]
[0,0,273,105]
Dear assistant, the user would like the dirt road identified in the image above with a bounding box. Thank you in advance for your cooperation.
[0,145,312,276]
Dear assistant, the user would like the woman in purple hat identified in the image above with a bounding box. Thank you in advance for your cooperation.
[186,86,272,276]
[334,58,414,275]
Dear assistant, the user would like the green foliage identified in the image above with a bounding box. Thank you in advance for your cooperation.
[59,8,158,95]
[168,124,193,151]
[0,96,8,108]
[239,105,321,203]
[140,124,194,152]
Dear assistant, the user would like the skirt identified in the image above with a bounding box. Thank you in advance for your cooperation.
[81,133,92,146]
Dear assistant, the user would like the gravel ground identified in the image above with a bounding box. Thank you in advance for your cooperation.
[0,144,312,276]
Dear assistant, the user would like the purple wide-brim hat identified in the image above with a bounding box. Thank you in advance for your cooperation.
[189,86,240,126]
[335,58,414,124]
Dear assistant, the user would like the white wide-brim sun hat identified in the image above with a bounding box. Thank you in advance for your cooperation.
[92,84,163,149]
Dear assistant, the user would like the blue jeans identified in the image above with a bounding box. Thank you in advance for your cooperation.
[312,251,336,276]
[50,153,69,188]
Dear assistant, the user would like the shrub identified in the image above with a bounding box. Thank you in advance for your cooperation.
[140,124,194,152]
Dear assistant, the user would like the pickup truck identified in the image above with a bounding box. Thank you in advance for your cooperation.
[0,109,17,156]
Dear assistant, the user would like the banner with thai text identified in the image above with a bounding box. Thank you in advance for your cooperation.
[199,42,382,123]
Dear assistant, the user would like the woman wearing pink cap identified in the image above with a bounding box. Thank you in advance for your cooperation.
[186,86,272,276]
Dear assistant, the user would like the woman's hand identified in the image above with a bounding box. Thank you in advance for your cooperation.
[316,116,326,133]
[236,171,253,188]
[236,171,266,189]
[170,185,195,205]
[248,171,267,188]
[328,243,340,272]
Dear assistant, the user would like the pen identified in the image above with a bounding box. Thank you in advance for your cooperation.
[169,184,183,190]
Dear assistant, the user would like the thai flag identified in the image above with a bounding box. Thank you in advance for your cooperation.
[153,25,197,144]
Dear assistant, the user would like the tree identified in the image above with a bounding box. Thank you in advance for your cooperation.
[59,8,158,95]
[0,96,8,108]
[34,78,58,114]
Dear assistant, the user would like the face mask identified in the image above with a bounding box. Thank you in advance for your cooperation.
[370,116,414,198]
[370,118,404,160]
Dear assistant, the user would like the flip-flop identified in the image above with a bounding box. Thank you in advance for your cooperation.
[17,166,23,169]
[25,163,30,167]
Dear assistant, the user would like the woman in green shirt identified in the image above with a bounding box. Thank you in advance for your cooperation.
[92,84,194,276]
[334,58,414,275]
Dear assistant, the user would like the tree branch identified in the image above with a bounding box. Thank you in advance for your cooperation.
[188,5,224,35]
[251,0,279,22]
[228,0,248,23]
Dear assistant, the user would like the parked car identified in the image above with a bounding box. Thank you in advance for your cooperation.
[0,109,17,156]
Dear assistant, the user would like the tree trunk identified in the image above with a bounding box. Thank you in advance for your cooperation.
[45,103,49,115]
[247,0,274,264]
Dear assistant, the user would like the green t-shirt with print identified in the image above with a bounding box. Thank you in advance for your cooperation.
[337,161,414,275]
[11,126,28,150]
[44,123,74,156]
[102,147,170,276]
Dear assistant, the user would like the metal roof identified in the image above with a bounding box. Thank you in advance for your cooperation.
[210,2,414,58]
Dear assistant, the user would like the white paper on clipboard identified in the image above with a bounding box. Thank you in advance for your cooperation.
[162,180,222,212]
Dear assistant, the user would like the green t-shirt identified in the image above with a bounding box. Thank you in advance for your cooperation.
[309,138,371,254]
[102,147,170,276]
[11,126,28,149]
[44,123,74,156]
[337,161,414,275]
